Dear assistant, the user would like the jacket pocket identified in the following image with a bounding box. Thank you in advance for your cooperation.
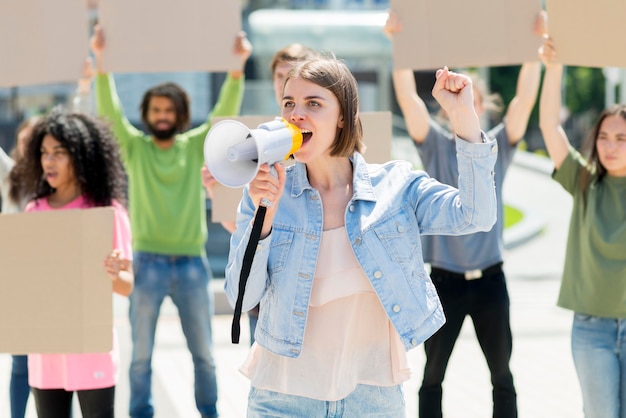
[372,207,420,263]
[267,227,294,274]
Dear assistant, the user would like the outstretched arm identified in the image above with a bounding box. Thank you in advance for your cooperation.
[384,11,431,143]
[504,11,547,144]
[538,37,570,169]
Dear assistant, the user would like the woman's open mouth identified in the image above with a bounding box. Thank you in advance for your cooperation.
[301,129,312,143]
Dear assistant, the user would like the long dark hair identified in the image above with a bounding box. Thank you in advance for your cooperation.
[12,107,127,207]
[579,104,626,195]
[8,116,40,205]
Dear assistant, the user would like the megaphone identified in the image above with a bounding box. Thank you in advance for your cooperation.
[204,118,303,188]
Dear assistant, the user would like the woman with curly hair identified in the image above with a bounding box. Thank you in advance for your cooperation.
[12,107,133,418]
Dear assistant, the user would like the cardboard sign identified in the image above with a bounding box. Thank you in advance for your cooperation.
[391,0,542,70]
[547,0,626,68]
[0,0,88,87]
[207,112,392,223]
[0,208,114,354]
[98,0,242,73]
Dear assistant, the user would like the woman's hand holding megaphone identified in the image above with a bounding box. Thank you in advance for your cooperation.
[248,162,287,239]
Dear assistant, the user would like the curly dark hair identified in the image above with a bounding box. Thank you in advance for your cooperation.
[12,107,127,207]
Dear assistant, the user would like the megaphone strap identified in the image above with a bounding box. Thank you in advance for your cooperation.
[231,205,267,344]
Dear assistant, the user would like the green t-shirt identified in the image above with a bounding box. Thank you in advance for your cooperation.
[96,73,244,255]
[553,146,626,317]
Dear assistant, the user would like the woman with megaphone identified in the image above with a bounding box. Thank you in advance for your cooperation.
[225,56,498,416]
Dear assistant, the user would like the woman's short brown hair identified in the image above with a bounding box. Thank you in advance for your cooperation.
[286,58,364,157]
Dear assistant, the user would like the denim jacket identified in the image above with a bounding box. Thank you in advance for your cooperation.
[225,136,497,358]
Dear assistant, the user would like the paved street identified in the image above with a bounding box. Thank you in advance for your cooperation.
[0,150,584,417]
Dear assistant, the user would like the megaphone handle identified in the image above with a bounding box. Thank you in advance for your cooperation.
[259,165,279,207]
[231,205,267,344]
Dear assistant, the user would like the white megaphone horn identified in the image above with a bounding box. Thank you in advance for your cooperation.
[204,118,303,188]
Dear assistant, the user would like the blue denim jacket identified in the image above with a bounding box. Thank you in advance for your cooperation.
[225,137,497,358]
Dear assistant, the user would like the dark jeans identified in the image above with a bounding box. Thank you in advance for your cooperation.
[31,386,115,418]
[419,266,517,418]
[10,355,30,418]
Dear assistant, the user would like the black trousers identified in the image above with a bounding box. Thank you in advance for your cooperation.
[31,386,115,418]
[418,266,517,418]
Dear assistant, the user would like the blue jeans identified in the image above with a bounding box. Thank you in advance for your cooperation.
[10,355,30,418]
[128,252,218,418]
[572,313,626,418]
[247,384,405,417]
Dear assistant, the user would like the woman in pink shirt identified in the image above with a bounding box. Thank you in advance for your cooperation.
[11,107,133,418]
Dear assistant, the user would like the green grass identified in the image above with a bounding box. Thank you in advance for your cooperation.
[504,205,523,229]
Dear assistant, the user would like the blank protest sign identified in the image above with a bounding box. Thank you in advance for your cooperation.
[547,0,626,68]
[391,0,541,70]
[98,0,242,73]
[0,0,88,87]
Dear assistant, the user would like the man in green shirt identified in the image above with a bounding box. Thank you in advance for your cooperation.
[91,25,251,418]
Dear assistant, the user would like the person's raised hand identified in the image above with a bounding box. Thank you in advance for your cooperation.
[383,9,402,40]
[432,67,481,142]
[234,31,253,68]
[538,36,557,67]
[89,24,106,73]
[432,67,473,113]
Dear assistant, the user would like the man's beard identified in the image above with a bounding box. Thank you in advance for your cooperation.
[147,121,178,141]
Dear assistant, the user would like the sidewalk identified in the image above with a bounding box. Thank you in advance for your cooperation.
[0,151,583,417]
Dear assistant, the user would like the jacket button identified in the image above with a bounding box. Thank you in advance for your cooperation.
[411,338,418,347]
[373,271,382,279]
[392,304,401,313]
[349,205,355,212]
[397,225,405,233]
[355,237,362,246]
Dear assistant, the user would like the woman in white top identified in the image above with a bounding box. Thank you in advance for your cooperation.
[225,56,498,417]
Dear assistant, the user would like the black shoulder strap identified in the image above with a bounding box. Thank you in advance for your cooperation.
[231,205,267,344]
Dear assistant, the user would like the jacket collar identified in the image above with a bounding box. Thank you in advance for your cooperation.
[289,152,377,202]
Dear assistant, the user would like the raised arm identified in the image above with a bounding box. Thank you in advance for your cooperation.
[432,68,482,143]
[90,25,143,149]
[187,32,251,144]
[72,57,95,114]
[538,37,570,169]
[384,11,431,143]
[503,11,546,144]
[504,61,542,144]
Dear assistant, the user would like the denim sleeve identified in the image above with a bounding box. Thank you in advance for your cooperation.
[415,132,497,235]
[224,188,271,312]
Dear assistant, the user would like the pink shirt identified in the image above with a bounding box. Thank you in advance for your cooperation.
[26,196,132,391]
[240,227,410,401]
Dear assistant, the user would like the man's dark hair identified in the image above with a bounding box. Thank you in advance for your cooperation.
[140,82,190,132]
